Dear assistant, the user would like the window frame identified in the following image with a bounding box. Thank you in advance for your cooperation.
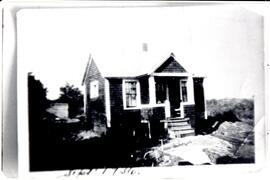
[122,79,141,109]
[180,79,188,103]
[90,80,99,99]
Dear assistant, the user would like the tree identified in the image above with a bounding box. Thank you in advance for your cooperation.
[28,73,50,170]
[58,83,84,118]
[28,72,49,122]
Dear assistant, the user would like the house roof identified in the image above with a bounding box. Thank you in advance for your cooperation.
[82,49,189,84]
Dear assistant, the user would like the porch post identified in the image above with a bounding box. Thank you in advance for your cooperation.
[148,76,156,105]
[187,76,195,104]
[105,79,111,127]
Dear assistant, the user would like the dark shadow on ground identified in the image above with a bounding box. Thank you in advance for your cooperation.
[216,156,255,164]
[29,117,160,171]
[29,110,253,171]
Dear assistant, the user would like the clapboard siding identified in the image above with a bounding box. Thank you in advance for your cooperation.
[193,77,205,120]
[108,79,141,137]
[108,79,124,128]
[148,106,166,140]
[184,104,196,128]
[139,76,150,104]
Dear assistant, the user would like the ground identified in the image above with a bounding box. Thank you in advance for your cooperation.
[131,98,254,166]
[30,98,254,171]
[139,121,254,166]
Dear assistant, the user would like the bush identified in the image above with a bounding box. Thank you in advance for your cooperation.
[207,98,254,125]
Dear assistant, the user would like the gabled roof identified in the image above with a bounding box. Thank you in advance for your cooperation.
[150,53,187,74]
[82,50,188,85]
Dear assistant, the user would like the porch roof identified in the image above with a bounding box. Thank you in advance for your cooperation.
[152,72,190,77]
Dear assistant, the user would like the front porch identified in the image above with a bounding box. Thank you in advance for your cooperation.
[155,76,186,118]
[138,105,195,140]
[138,74,196,139]
[146,74,195,118]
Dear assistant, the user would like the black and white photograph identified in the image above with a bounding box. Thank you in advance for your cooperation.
[16,3,265,175]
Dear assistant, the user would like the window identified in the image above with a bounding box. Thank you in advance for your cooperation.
[90,80,99,99]
[124,80,138,108]
[180,80,188,102]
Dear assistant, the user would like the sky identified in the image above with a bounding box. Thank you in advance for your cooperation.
[17,5,264,100]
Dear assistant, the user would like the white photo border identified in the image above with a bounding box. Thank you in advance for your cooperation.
[1,1,268,179]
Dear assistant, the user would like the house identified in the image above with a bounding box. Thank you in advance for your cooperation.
[82,48,206,139]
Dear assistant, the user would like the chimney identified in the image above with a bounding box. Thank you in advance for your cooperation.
[142,43,148,52]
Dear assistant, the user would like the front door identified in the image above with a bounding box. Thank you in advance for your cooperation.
[168,78,181,117]
[155,77,181,118]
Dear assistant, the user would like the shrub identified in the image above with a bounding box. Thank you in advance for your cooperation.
[207,98,254,126]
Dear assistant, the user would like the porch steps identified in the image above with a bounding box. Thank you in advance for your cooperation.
[174,129,195,138]
[169,126,193,131]
[169,117,190,121]
[164,117,195,138]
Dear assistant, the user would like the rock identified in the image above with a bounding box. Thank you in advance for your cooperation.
[75,130,100,140]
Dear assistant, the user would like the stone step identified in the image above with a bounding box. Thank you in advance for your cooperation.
[179,129,195,134]
[162,117,194,138]
[173,129,195,138]
[168,121,189,127]
[180,131,195,138]
[169,117,190,121]
[169,125,193,131]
